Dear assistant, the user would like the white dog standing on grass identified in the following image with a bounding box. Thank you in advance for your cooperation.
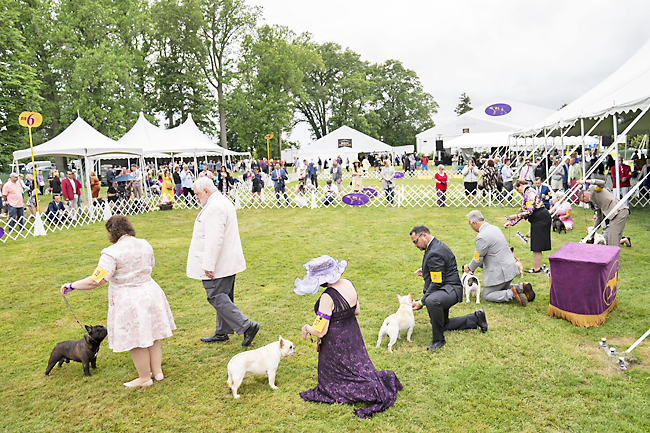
[461,270,481,304]
[376,294,415,353]
[227,336,296,399]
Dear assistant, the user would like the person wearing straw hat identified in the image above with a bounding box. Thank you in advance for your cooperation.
[410,225,488,350]
[296,255,402,418]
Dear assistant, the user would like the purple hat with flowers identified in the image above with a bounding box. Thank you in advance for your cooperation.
[294,255,347,296]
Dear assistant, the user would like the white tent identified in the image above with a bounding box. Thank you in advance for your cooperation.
[445,131,599,152]
[518,39,650,137]
[283,125,393,162]
[417,100,555,154]
[514,39,650,199]
[12,117,140,160]
[12,116,143,208]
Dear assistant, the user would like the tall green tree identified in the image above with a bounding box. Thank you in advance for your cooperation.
[227,25,309,157]
[151,0,216,133]
[454,92,472,116]
[367,59,437,145]
[295,41,369,139]
[0,0,42,169]
[193,0,260,149]
[53,0,152,138]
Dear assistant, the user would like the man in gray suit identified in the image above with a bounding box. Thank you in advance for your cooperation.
[577,179,630,246]
[330,159,343,193]
[463,210,535,306]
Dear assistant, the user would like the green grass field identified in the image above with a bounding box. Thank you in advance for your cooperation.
[1,205,649,432]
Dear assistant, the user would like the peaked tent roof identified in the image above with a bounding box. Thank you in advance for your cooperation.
[416,100,555,154]
[519,39,650,137]
[117,112,177,157]
[293,125,393,160]
[13,117,141,161]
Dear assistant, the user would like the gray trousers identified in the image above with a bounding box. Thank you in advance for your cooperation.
[482,280,522,303]
[423,287,478,342]
[203,275,250,335]
[607,209,629,246]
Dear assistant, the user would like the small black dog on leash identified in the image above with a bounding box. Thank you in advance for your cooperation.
[45,325,108,377]
[552,214,566,234]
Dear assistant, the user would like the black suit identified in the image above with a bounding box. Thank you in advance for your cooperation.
[421,238,479,342]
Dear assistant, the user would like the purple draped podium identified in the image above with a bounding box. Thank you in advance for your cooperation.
[547,242,619,327]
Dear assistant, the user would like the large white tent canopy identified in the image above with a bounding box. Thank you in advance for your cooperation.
[282,125,393,162]
[12,117,142,161]
[417,100,555,154]
[518,39,650,137]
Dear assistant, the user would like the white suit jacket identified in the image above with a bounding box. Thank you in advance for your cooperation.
[186,191,246,280]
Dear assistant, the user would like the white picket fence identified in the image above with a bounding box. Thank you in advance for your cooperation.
[1,176,648,243]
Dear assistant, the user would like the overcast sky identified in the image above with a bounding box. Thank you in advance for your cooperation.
[247,0,650,145]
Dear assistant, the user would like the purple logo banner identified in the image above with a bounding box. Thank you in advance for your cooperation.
[485,103,512,117]
[342,193,370,206]
[394,172,405,179]
[362,188,378,198]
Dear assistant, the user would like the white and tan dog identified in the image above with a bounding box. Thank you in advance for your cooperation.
[376,294,415,353]
[510,246,524,278]
[586,226,607,245]
[462,270,481,304]
[226,336,296,399]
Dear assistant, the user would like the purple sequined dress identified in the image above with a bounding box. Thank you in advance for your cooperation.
[300,287,403,418]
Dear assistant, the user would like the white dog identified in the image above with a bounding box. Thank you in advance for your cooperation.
[376,294,415,353]
[462,270,481,304]
[586,226,607,245]
[226,336,296,399]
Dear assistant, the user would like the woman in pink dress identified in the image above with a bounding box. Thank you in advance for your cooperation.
[551,191,573,230]
[60,215,176,388]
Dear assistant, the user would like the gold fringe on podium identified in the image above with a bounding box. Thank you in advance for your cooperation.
[547,300,618,328]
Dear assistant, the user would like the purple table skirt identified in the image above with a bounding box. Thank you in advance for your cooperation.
[547,242,619,327]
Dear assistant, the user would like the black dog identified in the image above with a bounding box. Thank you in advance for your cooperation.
[45,325,108,377]
[552,214,566,234]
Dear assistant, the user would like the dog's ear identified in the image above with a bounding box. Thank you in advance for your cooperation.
[279,336,284,348]
[510,246,514,252]
[85,325,91,332]
[396,294,400,301]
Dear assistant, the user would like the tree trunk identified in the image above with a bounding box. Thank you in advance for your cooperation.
[217,81,228,149]
[278,127,282,159]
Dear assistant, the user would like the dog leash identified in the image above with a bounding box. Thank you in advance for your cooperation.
[298,336,318,356]
[62,292,100,344]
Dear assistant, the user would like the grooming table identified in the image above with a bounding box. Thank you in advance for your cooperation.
[547,242,619,327]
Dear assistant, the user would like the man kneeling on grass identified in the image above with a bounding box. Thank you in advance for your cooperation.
[463,210,535,307]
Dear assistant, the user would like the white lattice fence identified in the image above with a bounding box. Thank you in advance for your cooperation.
[2,181,646,243]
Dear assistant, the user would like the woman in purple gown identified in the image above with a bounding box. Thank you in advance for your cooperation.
[295,255,402,418]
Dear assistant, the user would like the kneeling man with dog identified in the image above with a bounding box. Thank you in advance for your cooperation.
[463,210,535,307]
[410,225,488,350]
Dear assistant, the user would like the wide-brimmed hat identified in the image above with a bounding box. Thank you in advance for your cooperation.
[294,255,347,296]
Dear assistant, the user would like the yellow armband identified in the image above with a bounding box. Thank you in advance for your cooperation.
[430,271,443,283]
[312,312,331,332]
[91,266,108,283]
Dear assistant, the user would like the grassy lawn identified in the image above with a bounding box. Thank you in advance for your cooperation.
[1,205,649,432]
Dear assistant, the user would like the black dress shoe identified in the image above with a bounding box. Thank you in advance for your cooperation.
[241,321,260,347]
[200,333,229,343]
[475,309,488,333]
[427,340,446,350]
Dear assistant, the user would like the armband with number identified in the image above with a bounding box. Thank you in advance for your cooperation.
[91,266,108,283]
[312,311,331,332]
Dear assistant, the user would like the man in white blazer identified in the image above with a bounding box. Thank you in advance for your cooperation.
[463,210,535,307]
[187,177,260,345]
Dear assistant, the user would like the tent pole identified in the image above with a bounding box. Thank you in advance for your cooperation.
[613,114,620,199]
[84,151,91,210]
[581,119,586,182]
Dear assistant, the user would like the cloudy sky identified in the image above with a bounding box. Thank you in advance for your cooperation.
[248,0,650,145]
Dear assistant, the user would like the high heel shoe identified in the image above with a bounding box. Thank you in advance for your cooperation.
[123,378,154,388]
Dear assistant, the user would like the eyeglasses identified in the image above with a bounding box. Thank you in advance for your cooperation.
[412,233,423,244]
